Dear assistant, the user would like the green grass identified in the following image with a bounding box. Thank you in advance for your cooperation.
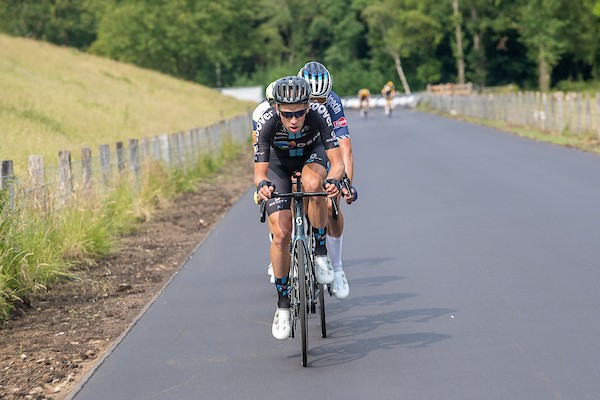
[0,34,255,319]
[0,33,255,175]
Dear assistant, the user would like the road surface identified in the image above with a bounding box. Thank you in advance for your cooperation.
[71,108,600,399]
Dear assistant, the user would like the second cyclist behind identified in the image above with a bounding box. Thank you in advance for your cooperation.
[299,61,358,300]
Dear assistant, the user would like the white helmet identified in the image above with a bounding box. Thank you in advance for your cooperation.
[265,81,276,103]
[298,61,333,99]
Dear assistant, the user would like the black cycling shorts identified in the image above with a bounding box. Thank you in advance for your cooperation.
[265,144,329,215]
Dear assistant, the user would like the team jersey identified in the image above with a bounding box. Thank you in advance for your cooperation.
[382,83,395,98]
[358,88,370,99]
[322,90,350,140]
[252,100,271,130]
[254,102,338,162]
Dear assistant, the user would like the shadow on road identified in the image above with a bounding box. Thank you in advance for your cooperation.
[325,292,415,316]
[302,331,452,367]
[325,307,456,338]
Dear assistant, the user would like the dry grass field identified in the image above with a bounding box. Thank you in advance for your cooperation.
[0,33,253,175]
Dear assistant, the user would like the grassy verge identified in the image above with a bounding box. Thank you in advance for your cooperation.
[0,136,247,319]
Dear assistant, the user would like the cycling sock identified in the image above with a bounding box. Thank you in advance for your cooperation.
[275,277,290,308]
[326,234,343,272]
[313,227,327,256]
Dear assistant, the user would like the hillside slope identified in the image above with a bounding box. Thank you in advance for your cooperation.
[0,33,253,173]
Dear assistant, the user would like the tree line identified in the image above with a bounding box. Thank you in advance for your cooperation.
[1,0,599,95]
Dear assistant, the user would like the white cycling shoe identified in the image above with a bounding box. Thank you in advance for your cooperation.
[332,270,349,299]
[315,255,334,284]
[272,308,291,340]
[267,263,275,284]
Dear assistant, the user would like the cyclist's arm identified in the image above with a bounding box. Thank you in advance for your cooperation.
[325,147,344,183]
[338,138,353,184]
[254,162,269,188]
[254,162,274,201]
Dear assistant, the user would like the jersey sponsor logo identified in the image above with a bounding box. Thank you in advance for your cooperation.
[272,133,320,150]
[326,95,342,115]
[326,130,339,147]
[309,102,332,126]
[333,117,347,128]
[255,109,275,132]
[273,140,296,149]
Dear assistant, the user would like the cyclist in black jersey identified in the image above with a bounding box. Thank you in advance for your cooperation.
[254,76,344,340]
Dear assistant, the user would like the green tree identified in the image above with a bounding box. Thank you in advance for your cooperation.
[363,0,441,94]
[90,0,264,87]
[0,0,102,49]
[553,0,600,82]
[520,0,568,91]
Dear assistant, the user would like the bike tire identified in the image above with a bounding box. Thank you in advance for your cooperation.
[319,283,326,338]
[296,240,309,367]
[289,258,298,339]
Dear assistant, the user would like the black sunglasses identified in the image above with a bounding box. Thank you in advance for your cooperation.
[279,108,308,119]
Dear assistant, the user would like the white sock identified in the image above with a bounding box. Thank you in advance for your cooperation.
[326,235,343,272]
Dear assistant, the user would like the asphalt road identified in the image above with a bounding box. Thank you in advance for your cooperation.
[70,108,600,400]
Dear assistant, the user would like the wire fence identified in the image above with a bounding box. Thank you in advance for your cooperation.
[1,114,251,213]
[421,91,600,139]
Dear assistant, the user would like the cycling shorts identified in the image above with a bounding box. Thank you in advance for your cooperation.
[265,144,329,215]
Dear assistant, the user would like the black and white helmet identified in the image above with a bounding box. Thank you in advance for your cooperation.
[298,61,333,99]
[272,76,311,104]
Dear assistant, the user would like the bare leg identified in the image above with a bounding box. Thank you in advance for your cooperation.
[268,210,292,279]
[302,163,328,228]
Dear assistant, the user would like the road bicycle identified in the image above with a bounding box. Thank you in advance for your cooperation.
[384,97,393,117]
[259,172,338,367]
[359,98,369,119]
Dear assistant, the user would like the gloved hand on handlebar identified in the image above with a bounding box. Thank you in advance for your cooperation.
[323,178,340,198]
[341,175,358,204]
[255,180,275,203]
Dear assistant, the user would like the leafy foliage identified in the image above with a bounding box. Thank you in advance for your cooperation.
[1,0,600,92]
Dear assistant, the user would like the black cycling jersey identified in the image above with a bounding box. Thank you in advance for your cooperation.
[254,102,338,162]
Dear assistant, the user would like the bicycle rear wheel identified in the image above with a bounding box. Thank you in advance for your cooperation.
[319,283,326,338]
[295,240,309,367]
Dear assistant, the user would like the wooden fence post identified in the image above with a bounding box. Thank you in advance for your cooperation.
[556,92,564,133]
[188,128,197,167]
[81,147,92,193]
[159,133,170,168]
[169,133,180,169]
[1,160,15,211]
[58,150,72,207]
[128,139,141,192]
[152,136,160,161]
[585,93,592,135]
[576,93,583,134]
[116,141,126,175]
[142,137,151,160]
[28,155,46,211]
[99,144,111,188]
[128,138,140,182]
[178,131,187,173]
[541,92,547,132]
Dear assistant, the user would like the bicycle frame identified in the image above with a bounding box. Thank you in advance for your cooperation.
[259,173,338,367]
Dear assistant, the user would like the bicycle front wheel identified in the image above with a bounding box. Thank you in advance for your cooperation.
[295,240,309,367]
